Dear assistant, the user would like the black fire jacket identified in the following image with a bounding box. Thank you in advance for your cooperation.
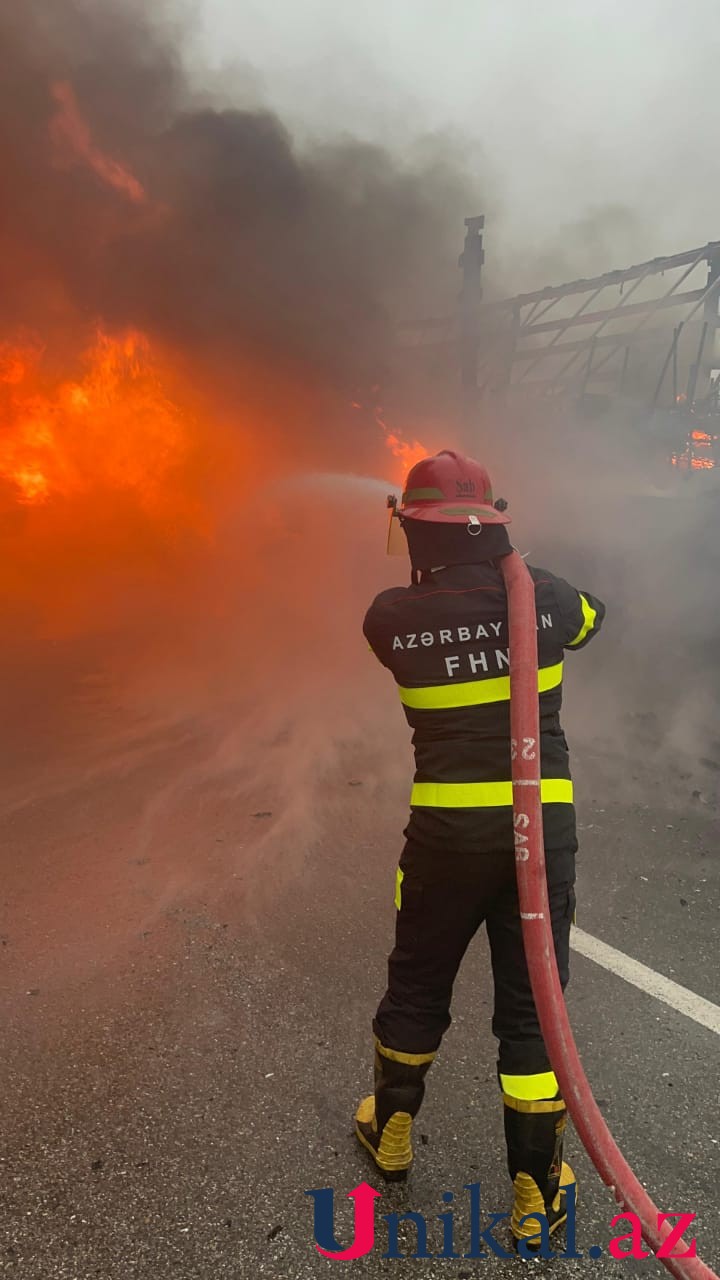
[364,560,605,854]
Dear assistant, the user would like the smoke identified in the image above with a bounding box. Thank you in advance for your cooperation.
[480,397,720,805]
[1,0,717,999]
[0,0,484,643]
[0,0,473,640]
[0,0,478,987]
[0,0,472,396]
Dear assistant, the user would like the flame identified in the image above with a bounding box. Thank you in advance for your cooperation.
[50,82,146,205]
[0,341,41,386]
[669,417,719,471]
[350,399,429,481]
[670,451,717,470]
[383,431,428,475]
[0,329,189,507]
[374,409,428,478]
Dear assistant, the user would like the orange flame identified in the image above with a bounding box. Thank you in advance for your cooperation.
[358,402,429,481]
[0,329,189,506]
[383,431,428,475]
[0,340,41,386]
[670,453,717,470]
[50,82,146,205]
[690,457,716,469]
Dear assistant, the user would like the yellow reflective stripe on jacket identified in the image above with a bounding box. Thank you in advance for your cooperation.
[567,593,597,647]
[500,1070,559,1101]
[398,662,563,710]
[410,778,574,808]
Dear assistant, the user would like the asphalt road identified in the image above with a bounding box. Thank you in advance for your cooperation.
[1,642,718,1280]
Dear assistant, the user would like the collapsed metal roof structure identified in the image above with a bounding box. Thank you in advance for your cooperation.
[400,218,720,417]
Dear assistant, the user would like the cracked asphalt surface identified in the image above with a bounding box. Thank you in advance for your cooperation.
[1,633,718,1280]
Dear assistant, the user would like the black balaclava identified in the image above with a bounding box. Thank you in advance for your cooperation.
[403,517,512,584]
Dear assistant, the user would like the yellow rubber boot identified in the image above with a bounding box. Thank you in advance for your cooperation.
[354,1039,435,1182]
[502,1086,577,1251]
[511,1160,577,1245]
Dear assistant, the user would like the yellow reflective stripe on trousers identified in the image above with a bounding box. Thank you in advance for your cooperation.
[398,662,563,710]
[410,779,574,808]
[500,1070,559,1101]
[567,593,597,647]
[394,867,404,910]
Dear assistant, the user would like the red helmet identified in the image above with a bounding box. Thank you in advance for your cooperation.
[400,449,510,524]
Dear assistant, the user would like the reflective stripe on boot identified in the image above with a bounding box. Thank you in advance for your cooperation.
[502,1088,577,1246]
[354,1040,435,1181]
[355,1096,413,1180]
[512,1161,576,1242]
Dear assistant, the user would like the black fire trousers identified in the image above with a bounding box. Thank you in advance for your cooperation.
[373,840,576,1078]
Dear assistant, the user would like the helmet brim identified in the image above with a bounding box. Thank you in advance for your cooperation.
[401,502,511,525]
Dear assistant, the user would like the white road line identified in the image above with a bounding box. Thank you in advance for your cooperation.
[570,926,720,1037]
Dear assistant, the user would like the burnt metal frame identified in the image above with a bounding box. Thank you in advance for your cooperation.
[401,224,720,411]
[478,242,720,403]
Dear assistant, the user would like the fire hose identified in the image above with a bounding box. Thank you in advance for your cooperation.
[501,549,718,1280]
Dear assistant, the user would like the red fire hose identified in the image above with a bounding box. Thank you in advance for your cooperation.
[501,550,717,1280]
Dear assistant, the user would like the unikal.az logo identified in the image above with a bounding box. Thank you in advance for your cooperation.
[456,478,477,497]
[304,1181,698,1263]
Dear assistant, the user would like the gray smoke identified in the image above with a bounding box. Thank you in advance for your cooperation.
[2,0,718,995]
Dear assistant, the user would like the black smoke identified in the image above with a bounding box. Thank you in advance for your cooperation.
[0,0,477,401]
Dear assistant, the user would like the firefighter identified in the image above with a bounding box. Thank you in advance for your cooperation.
[355,449,605,1249]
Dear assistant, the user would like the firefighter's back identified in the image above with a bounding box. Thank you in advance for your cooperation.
[364,559,602,855]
